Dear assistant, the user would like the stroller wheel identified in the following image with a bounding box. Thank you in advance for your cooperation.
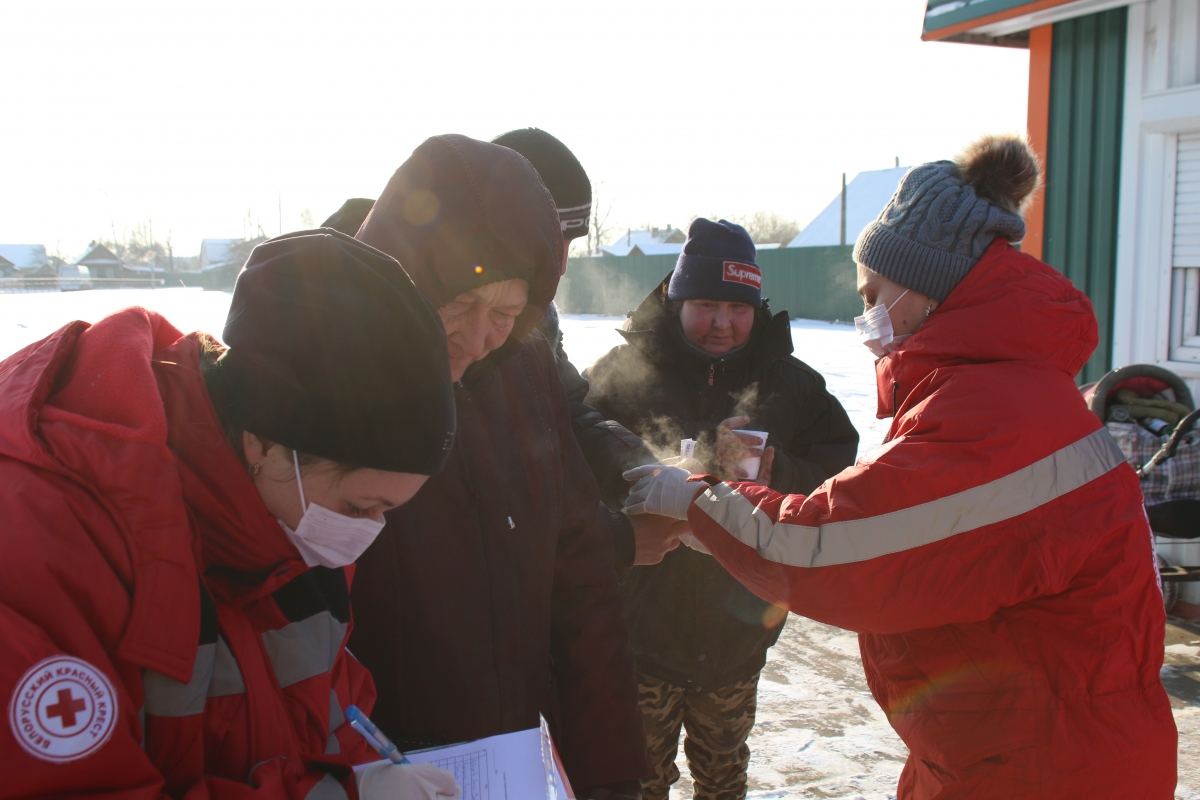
[1160,554,1181,613]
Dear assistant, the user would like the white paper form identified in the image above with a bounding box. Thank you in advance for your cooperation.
[357,721,573,800]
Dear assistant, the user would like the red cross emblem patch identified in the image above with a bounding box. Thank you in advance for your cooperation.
[8,656,118,762]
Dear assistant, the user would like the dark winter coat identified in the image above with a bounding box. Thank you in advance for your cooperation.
[350,138,648,793]
[539,302,658,572]
[584,278,858,691]
[349,335,648,790]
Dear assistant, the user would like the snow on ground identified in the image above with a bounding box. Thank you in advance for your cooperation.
[2,297,886,457]
[3,291,1197,797]
[0,288,234,361]
[560,314,886,457]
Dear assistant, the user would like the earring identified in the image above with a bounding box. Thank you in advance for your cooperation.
[250,463,261,476]
[925,304,933,317]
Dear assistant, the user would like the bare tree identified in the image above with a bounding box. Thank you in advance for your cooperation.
[91,219,167,264]
[572,185,614,258]
[300,208,316,229]
[681,212,801,246]
[730,212,801,246]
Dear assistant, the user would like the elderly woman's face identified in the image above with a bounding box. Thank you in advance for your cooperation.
[438,279,529,381]
[680,299,755,356]
[856,264,938,337]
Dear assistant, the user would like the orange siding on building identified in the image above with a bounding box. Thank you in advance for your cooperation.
[1025,24,1053,260]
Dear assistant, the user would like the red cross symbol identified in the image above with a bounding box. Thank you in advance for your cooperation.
[45,688,87,729]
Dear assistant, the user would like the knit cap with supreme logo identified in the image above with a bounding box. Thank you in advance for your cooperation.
[667,218,763,308]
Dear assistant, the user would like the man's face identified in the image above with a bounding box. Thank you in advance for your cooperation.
[438,279,529,381]
[679,299,756,356]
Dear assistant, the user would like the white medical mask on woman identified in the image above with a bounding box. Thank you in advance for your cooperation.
[855,289,910,358]
[278,450,386,569]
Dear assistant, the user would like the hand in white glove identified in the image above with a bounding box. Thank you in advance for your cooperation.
[622,465,703,520]
[355,760,461,800]
[658,455,706,474]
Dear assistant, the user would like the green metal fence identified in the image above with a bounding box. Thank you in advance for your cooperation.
[1043,6,1127,385]
[557,245,861,322]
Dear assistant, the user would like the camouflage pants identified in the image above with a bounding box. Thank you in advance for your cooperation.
[637,672,759,800]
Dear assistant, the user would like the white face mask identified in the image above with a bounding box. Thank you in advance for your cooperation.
[855,289,909,358]
[278,450,386,569]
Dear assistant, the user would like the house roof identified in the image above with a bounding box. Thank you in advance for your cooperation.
[788,166,909,248]
[0,244,48,271]
[630,242,685,257]
[601,227,685,257]
[74,243,121,267]
[200,238,241,268]
[200,237,266,272]
[922,0,1121,42]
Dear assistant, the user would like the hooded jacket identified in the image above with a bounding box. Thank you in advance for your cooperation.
[685,240,1177,797]
[350,137,648,792]
[356,134,563,376]
[0,309,378,799]
[584,280,858,690]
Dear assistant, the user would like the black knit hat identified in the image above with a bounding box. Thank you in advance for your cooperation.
[667,218,762,308]
[491,128,591,241]
[321,198,375,236]
[219,229,455,475]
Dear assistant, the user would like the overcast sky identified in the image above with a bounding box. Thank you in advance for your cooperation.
[2,0,1029,257]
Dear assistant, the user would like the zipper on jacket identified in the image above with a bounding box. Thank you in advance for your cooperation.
[884,380,899,444]
[707,363,715,387]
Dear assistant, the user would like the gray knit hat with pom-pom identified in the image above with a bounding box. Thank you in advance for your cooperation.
[853,134,1039,302]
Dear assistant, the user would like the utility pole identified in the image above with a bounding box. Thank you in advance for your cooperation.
[278,192,282,236]
[839,173,847,246]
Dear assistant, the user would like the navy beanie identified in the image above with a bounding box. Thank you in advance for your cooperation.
[667,218,762,308]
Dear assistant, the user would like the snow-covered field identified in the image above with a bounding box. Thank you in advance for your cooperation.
[0,290,888,458]
[3,288,1196,799]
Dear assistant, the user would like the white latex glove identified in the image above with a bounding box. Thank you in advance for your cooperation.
[355,760,461,800]
[658,455,706,474]
[622,465,702,520]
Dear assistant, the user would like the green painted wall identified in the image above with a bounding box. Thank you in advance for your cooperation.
[1042,6,1127,385]
[557,245,861,322]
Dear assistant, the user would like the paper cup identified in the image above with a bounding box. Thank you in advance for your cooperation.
[734,429,769,480]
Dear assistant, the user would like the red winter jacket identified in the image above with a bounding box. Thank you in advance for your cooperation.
[0,309,378,798]
[687,240,1177,798]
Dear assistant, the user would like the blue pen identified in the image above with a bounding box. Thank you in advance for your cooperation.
[346,705,411,765]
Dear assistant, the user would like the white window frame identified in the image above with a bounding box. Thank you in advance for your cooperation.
[1112,1,1200,382]
[1167,133,1200,362]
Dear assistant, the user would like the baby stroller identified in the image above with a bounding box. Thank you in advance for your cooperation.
[1083,364,1200,613]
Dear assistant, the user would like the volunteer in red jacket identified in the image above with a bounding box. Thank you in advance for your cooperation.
[623,134,1177,797]
[0,231,461,799]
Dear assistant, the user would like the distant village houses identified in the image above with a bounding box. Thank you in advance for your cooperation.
[600,226,686,257]
[0,235,264,292]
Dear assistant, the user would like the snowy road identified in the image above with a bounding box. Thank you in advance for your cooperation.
[3,288,1197,798]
